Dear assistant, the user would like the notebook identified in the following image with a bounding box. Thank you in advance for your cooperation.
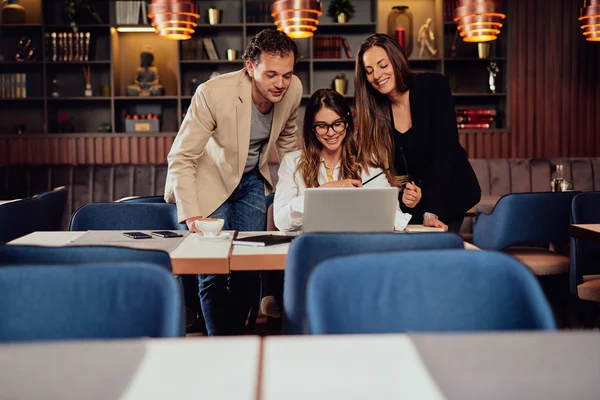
[232,234,295,247]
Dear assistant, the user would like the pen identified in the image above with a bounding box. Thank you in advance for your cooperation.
[362,168,390,186]
[399,146,412,183]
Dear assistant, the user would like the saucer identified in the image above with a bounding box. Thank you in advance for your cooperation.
[192,232,231,241]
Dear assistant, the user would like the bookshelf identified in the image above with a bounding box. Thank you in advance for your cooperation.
[0,0,509,138]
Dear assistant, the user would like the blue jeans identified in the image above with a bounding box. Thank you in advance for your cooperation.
[198,168,266,336]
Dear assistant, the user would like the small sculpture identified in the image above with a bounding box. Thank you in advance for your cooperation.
[487,62,499,93]
[417,18,437,58]
[126,47,165,96]
[15,36,35,61]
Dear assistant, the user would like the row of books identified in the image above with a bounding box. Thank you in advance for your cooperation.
[313,36,353,59]
[45,31,92,62]
[247,1,274,23]
[443,0,458,22]
[0,74,28,98]
[181,38,219,60]
[456,108,497,129]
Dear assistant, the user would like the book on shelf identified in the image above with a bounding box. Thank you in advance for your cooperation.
[457,123,491,129]
[0,73,28,98]
[181,38,204,60]
[246,0,272,23]
[203,38,219,61]
[313,36,342,59]
[456,108,497,129]
[115,0,147,25]
[341,37,354,59]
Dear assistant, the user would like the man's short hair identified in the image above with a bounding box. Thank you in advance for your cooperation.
[242,29,299,65]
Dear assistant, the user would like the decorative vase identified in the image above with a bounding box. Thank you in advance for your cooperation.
[333,78,347,95]
[1,0,26,24]
[388,6,413,56]
[337,12,347,23]
[207,8,221,25]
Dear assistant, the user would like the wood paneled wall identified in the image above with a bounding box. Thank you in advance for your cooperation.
[0,136,173,165]
[509,0,600,158]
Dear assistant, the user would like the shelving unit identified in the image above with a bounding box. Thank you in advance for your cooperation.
[0,0,509,136]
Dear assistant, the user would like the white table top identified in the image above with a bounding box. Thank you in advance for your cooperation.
[0,337,261,400]
[261,335,446,400]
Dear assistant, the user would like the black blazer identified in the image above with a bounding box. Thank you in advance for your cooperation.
[393,73,481,224]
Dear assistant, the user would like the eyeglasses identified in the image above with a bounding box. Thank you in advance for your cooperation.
[313,119,347,135]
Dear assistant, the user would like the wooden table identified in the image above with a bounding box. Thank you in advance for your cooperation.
[0,337,261,400]
[262,332,600,400]
[9,231,233,275]
[570,224,600,245]
[10,228,478,273]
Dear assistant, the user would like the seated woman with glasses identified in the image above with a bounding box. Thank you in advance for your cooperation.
[273,88,412,232]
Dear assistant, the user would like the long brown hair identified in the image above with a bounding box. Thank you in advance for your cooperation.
[296,88,361,188]
[354,33,414,187]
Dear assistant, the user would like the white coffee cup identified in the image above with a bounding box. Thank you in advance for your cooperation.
[195,218,225,237]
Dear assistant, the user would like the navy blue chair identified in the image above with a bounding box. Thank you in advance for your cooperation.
[119,196,166,204]
[570,192,600,326]
[0,245,172,272]
[36,186,68,231]
[284,232,466,334]
[70,203,185,231]
[0,197,44,244]
[306,250,557,334]
[0,263,183,342]
[473,192,579,276]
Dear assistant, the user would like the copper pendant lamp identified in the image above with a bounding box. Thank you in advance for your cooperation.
[454,0,506,43]
[148,0,200,40]
[271,0,323,39]
[580,0,600,41]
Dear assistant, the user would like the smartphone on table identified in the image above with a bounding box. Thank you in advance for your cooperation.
[151,231,183,238]
[123,232,153,239]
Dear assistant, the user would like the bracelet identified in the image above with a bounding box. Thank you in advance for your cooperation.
[423,212,438,220]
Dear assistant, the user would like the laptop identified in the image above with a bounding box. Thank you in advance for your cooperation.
[303,187,399,233]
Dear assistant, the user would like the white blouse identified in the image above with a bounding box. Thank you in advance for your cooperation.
[274,150,412,232]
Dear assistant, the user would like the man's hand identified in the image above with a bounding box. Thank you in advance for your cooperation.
[319,179,362,188]
[402,181,422,208]
[186,216,204,233]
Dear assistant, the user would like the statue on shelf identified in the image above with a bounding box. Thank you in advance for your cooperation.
[417,18,437,58]
[487,62,499,93]
[126,46,165,96]
[15,36,35,62]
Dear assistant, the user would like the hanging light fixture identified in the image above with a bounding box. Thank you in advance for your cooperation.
[580,0,600,41]
[454,0,506,43]
[271,0,323,39]
[148,0,200,40]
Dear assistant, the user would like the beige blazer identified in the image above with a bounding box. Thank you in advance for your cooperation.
[164,69,302,222]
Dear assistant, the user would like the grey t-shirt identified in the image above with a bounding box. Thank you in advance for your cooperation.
[244,102,273,173]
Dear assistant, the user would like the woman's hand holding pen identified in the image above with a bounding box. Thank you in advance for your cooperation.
[320,179,362,188]
[402,181,422,208]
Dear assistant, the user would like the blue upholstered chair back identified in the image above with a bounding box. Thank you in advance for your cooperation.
[120,196,166,204]
[36,187,68,231]
[473,192,579,250]
[0,245,172,272]
[570,192,600,296]
[70,203,185,231]
[306,250,556,334]
[0,197,44,244]
[0,263,183,342]
[284,232,465,334]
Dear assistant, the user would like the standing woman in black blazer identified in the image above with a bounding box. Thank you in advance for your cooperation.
[354,33,481,232]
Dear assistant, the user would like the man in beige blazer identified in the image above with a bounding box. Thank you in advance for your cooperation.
[165,29,302,336]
